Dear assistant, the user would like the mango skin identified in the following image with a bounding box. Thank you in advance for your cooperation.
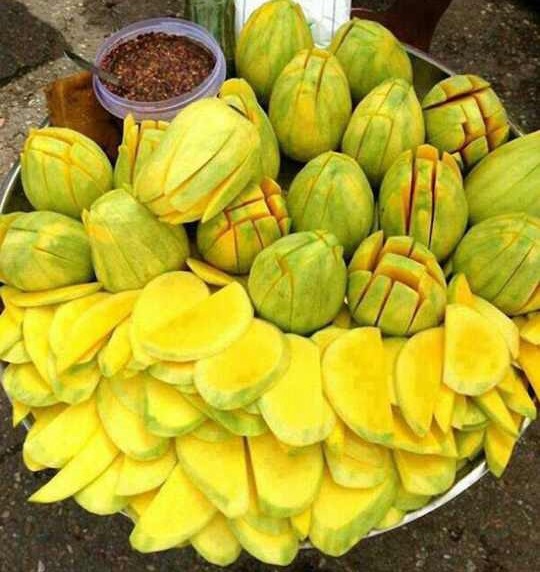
[330,19,412,102]
[379,144,468,262]
[465,131,540,224]
[83,189,189,293]
[342,79,425,187]
[287,152,374,258]
[21,127,112,219]
[0,211,93,291]
[248,231,347,335]
[452,213,540,315]
[269,49,352,163]
[235,0,313,104]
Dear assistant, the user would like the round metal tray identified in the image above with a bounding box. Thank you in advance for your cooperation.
[0,46,530,540]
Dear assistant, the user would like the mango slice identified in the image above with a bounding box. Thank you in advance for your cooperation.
[394,450,456,496]
[455,429,485,460]
[29,425,119,503]
[382,337,406,406]
[248,432,324,518]
[97,378,169,461]
[186,257,236,287]
[127,489,159,521]
[324,417,346,458]
[176,433,249,518]
[0,308,23,355]
[259,334,334,446]
[2,363,57,407]
[375,506,406,530]
[473,389,518,436]
[433,383,456,434]
[311,326,347,356]
[195,318,287,410]
[11,399,30,427]
[520,313,540,345]
[518,340,540,398]
[116,444,176,496]
[97,318,132,378]
[498,369,537,420]
[243,473,291,535]
[130,463,216,552]
[192,419,235,442]
[191,513,242,566]
[74,455,128,515]
[394,485,432,511]
[396,327,444,437]
[48,358,101,405]
[484,421,518,478]
[148,361,195,386]
[109,371,146,415]
[461,398,489,431]
[290,508,311,540]
[323,328,393,445]
[10,282,102,307]
[310,469,398,557]
[447,273,474,305]
[0,339,30,363]
[443,304,509,396]
[22,306,56,381]
[451,394,466,430]
[22,404,67,471]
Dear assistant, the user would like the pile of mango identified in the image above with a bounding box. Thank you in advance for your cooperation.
[0,0,539,566]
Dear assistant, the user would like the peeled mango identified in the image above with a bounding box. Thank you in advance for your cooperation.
[248,231,347,334]
[379,144,468,262]
[451,213,540,315]
[422,74,510,171]
[134,98,261,224]
[219,79,280,180]
[342,79,425,187]
[21,127,113,219]
[329,19,412,102]
[235,0,313,104]
[287,152,374,257]
[83,189,189,293]
[269,48,352,162]
[348,231,447,336]
[114,115,168,189]
[197,178,290,275]
[465,130,540,223]
[0,211,93,291]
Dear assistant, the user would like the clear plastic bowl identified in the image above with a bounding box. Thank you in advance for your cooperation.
[93,17,227,121]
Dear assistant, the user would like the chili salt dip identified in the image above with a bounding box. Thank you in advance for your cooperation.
[101,32,216,102]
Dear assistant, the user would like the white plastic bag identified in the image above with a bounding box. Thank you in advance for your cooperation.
[235,0,352,47]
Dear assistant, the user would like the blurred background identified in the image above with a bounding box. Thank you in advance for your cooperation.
[0,1,538,571]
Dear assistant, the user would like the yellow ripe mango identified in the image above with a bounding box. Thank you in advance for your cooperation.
[518,340,540,399]
[48,357,101,405]
[455,429,485,460]
[311,326,348,356]
[22,306,56,381]
[29,425,119,503]
[375,506,406,530]
[259,334,334,447]
[248,432,324,518]
[186,257,235,287]
[394,450,456,496]
[434,383,456,434]
[497,369,537,420]
[148,360,194,386]
[382,337,406,406]
[10,282,102,307]
[116,444,176,496]
[473,389,519,437]
[2,363,57,407]
[130,463,216,552]
[290,508,311,541]
[484,418,519,478]
[323,328,393,445]
[520,313,540,345]
[11,399,30,427]
[443,304,510,396]
[396,327,444,437]
[97,318,132,378]
[191,513,242,567]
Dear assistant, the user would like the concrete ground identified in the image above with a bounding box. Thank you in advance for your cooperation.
[0,1,539,571]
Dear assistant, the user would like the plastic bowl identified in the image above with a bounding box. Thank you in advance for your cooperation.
[93,17,227,121]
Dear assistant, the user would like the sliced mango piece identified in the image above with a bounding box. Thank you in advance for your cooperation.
[0,339,30,363]
[195,318,286,410]
[443,304,509,396]
[461,398,489,431]
[130,463,216,552]
[116,443,176,496]
[109,371,146,414]
[473,389,519,437]
[394,485,432,511]
[520,313,540,345]
[451,393,467,429]
[447,273,474,305]
[23,404,67,471]
[290,508,311,541]
[97,318,132,378]
[311,326,347,356]
[375,506,406,530]
[259,334,334,446]
[11,399,30,427]
[148,361,194,386]
[324,417,346,457]
[0,308,23,355]
[22,306,56,381]
[455,429,485,460]
[192,419,235,442]
[248,432,323,518]
[10,283,102,307]
[394,450,456,496]
[176,433,249,518]
[498,369,537,420]
[48,358,101,405]
[310,469,398,557]
[396,327,444,436]
[186,257,235,287]
[518,340,540,398]
[434,383,456,434]
[323,328,393,445]
[127,489,159,521]
[484,421,518,478]
[382,337,406,406]
[2,363,57,407]
[191,513,242,567]
[243,473,291,535]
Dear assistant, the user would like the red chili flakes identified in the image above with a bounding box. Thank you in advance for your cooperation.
[101,32,216,102]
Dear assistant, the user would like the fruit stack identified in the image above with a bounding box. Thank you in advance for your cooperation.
[1,0,539,566]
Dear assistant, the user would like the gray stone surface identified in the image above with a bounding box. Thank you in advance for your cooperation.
[0,1,539,571]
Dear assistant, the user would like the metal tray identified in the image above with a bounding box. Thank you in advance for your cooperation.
[0,46,530,539]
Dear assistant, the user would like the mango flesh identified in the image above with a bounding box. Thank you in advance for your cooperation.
[394,450,456,496]
[191,513,242,567]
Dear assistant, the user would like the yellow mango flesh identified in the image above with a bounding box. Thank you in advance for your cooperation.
[324,417,346,457]
[127,489,159,521]
[243,473,291,535]
[11,399,30,427]
[48,358,101,405]
[22,404,67,471]
[484,421,518,478]
[186,257,235,286]
[382,337,406,406]
[394,450,456,496]
[323,328,393,445]
[498,369,537,420]
[259,334,334,446]
[443,304,510,396]
[518,340,540,399]
[396,327,444,436]
[148,361,195,386]
[97,318,132,378]
[455,429,485,460]
[520,313,540,345]
[192,419,235,442]
[195,319,286,410]
[290,508,311,540]
[22,306,56,381]
[447,273,474,305]
[2,363,57,407]
[109,371,146,415]
[433,383,456,434]
[10,282,102,307]
[375,506,406,530]
[473,389,519,437]
[311,326,347,356]
[191,513,241,567]
[394,485,432,511]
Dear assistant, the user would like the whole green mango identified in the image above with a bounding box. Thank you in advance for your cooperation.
[235,0,313,104]
[219,78,280,180]
[197,177,290,275]
[287,152,374,257]
[134,98,261,224]
[465,131,540,224]
[269,49,352,162]
[330,19,413,102]
[114,115,168,188]
[83,189,189,293]
[422,74,509,171]
[452,213,540,315]
[379,144,468,262]
[0,211,93,291]
[342,79,424,187]
[348,231,447,336]
[21,127,112,219]
[248,230,347,334]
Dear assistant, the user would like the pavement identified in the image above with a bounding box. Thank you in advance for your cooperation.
[0,1,539,571]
